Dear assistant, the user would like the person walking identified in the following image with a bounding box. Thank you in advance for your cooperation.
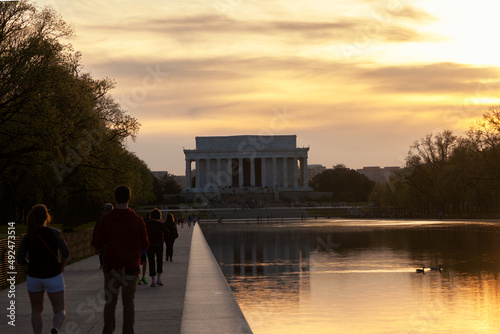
[137,250,148,285]
[17,204,70,334]
[94,185,149,334]
[145,208,169,287]
[91,203,113,268]
[137,212,149,285]
[164,213,179,262]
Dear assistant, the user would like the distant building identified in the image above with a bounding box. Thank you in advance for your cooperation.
[357,166,400,184]
[308,164,326,180]
[183,135,311,192]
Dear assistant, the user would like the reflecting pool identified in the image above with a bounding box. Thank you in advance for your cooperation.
[201,220,500,334]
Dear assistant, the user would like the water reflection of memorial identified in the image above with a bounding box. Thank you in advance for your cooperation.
[202,224,312,301]
[202,221,500,279]
[201,221,500,334]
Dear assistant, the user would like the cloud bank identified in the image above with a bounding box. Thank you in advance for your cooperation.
[55,0,500,173]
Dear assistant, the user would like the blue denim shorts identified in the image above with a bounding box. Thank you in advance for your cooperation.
[27,273,65,293]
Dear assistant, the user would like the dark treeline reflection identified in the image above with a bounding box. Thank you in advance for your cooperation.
[201,221,500,277]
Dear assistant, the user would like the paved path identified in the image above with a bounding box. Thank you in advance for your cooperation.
[0,224,252,334]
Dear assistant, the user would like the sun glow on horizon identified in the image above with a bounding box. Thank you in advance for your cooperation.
[53,0,500,173]
[412,1,500,67]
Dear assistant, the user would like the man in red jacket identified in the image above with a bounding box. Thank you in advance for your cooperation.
[94,185,149,334]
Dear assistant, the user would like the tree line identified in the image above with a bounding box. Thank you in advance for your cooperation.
[0,2,171,226]
[370,109,500,218]
[308,109,500,219]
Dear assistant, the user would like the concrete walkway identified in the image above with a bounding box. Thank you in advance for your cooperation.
[181,224,251,334]
[0,224,252,333]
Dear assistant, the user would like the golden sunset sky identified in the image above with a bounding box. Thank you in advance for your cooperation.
[42,0,500,174]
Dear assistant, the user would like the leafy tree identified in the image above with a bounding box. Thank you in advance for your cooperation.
[460,107,500,211]
[386,112,500,217]
[153,172,182,202]
[309,164,374,202]
[162,173,182,194]
[0,2,154,226]
[397,130,458,213]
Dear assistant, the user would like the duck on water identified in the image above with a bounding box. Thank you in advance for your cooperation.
[416,265,443,273]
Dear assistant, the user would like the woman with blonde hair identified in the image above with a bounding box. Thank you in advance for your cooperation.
[18,204,70,334]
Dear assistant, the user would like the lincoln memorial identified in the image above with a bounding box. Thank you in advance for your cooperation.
[184,135,311,192]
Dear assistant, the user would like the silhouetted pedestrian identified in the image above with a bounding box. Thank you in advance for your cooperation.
[145,208,169,286]
[91,203,113,268]
[18,204,70,334]
[164,213,178,261]
[94,185,149,334]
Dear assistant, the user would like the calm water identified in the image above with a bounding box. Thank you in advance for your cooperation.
[201,220,500,334]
